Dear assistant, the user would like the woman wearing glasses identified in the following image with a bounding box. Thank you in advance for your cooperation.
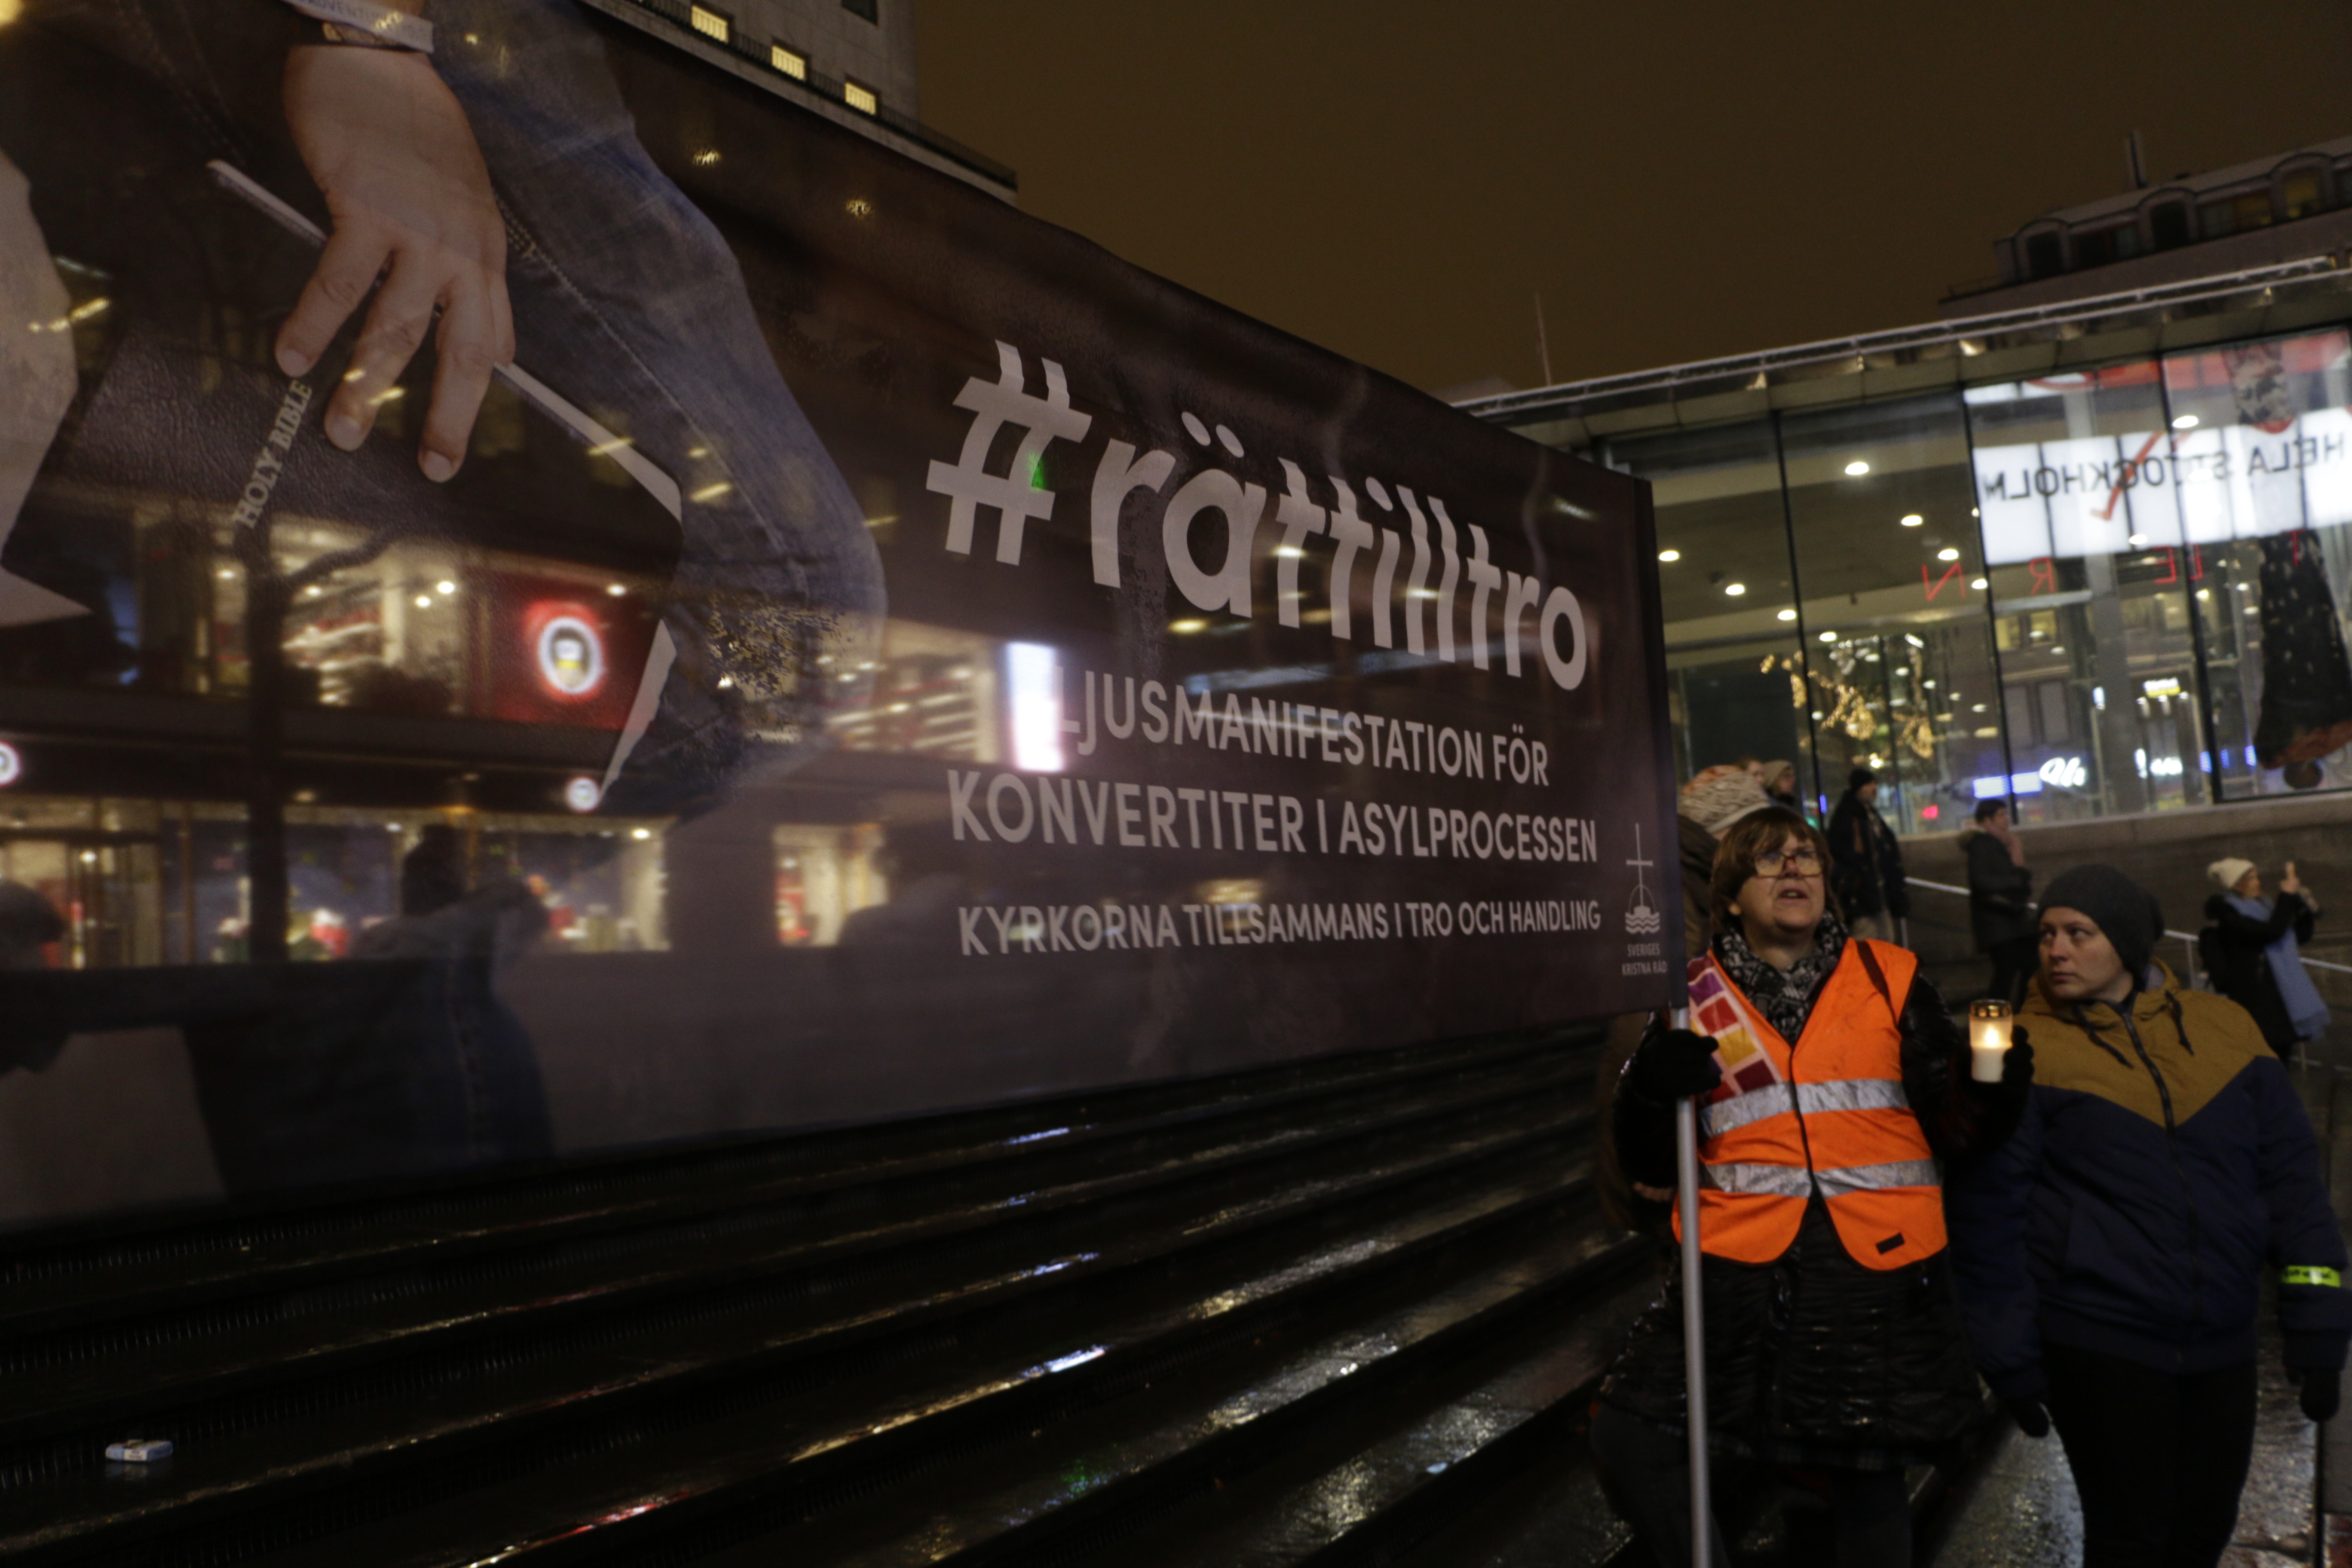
[1588,807,2032,1568]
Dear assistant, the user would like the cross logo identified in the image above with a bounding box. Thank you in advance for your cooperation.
[926,341,1094,566]
[1625,821,1661,935]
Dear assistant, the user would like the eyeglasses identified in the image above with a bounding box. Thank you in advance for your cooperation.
[1752,848,1823,877]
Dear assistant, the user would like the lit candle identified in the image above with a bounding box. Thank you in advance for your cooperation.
[1969,999,2012,1083]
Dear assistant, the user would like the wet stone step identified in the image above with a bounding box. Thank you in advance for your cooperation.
[1093,1271,1657,1568]
[5,1126,1591,1564]
[0,1034,1578,1341]
[680,1222,1645,1568]
[0,1070,1583,1466]
[221,1173,1617,1568]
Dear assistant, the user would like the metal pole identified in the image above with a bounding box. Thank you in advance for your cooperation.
[1674,1006,1712,1568]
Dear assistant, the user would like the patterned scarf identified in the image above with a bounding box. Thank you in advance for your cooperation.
[1715,914,1850,1043]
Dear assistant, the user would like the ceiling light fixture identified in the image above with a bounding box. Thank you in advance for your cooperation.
[1657,549,1680,562]
[1844,460,1870,476]
[1900,514,1923,527]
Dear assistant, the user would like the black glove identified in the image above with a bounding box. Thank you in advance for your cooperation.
[2005,1396,2050,1438]
[1966,1026,2035,1101]
[1999,1028,2034,1089]
[2299,1368,2341,1424]
[1627,1028,1723,1102]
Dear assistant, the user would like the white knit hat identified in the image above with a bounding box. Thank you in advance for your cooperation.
[2208,857,2257,892]
[1679,765,1776,839]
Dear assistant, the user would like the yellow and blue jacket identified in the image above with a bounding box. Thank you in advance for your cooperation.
[1945,965,2350,1395]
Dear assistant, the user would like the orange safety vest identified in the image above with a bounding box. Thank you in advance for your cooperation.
[1669,939,1944,1271]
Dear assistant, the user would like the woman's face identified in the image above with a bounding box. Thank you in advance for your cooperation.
[1734,831,1826,941]
[2235,867,2263,898]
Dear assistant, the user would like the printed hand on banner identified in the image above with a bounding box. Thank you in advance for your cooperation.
[275,43,513,483]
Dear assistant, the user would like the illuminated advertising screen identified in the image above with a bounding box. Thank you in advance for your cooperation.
[0,0,1676,1217]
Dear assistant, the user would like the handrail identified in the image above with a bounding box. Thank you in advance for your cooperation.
[1906,877,2352,976]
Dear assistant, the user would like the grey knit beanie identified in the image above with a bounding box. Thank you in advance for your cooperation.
[1678,765,1774,839]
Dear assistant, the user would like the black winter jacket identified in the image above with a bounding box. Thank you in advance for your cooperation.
[1598,933,2005,1461]
[2201,890,2317,1055]
[1828,792,1908,921]
[1960,828,2034,951]
[1945,968,2350,1399]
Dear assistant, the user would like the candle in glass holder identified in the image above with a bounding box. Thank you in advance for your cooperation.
[1969,999,2013,1082]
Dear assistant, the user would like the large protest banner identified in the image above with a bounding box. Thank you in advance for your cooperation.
[0,0,1679,1215]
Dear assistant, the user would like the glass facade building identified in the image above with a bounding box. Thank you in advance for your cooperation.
[1481,306,2352,838]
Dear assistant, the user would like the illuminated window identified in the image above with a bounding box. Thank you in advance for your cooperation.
[689,4,728,42]
[770,41,806,79]
[2283,168,2327,220]
[843,79,878,115]
[842,0,878,21]
[2233,190,2274,230]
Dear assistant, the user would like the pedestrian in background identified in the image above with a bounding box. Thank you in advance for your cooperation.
[1760,758,1801,812]
[2202,857,2331,1057]
[1592,806,2028,1568]
[1828,767,1908,943]
[1946,864,2349,1568]
[1960,799,2035,1005]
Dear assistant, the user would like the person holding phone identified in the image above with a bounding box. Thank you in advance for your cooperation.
[2203,857,2331,1057]
[1588,806,2030,1568]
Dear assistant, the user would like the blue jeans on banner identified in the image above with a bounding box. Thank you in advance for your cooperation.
[29,0,885,817]
[424,0,884,814]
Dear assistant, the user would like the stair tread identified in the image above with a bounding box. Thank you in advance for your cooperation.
[712,1228,1641,1568]
[231,1180,1620,1568]
[3,1133,1585,1560]
[0,1078,1571,1439]
[1110,1273,1651,1568]
[0,1038,1574,1333]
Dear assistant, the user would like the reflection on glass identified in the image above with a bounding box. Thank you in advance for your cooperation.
[1965,364,2199,822]
[1782,393,1999,835]
[1602,422,1816,808]
[2159,331,2352,798]
[773,822,885,946]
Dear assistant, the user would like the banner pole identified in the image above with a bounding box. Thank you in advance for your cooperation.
[1673,1005,1712,1568]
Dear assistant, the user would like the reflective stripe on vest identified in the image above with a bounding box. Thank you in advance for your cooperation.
[1699,1158,1940,1199]
[1703,1077,1912,1139]
[1669,939,1945,1272]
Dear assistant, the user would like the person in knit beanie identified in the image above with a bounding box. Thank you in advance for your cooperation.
[1948,858,2350,1568]
[2036,863,2165,990]
[1677,764,1775,839]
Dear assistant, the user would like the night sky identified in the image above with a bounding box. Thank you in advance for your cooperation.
[914,2,2352,397]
